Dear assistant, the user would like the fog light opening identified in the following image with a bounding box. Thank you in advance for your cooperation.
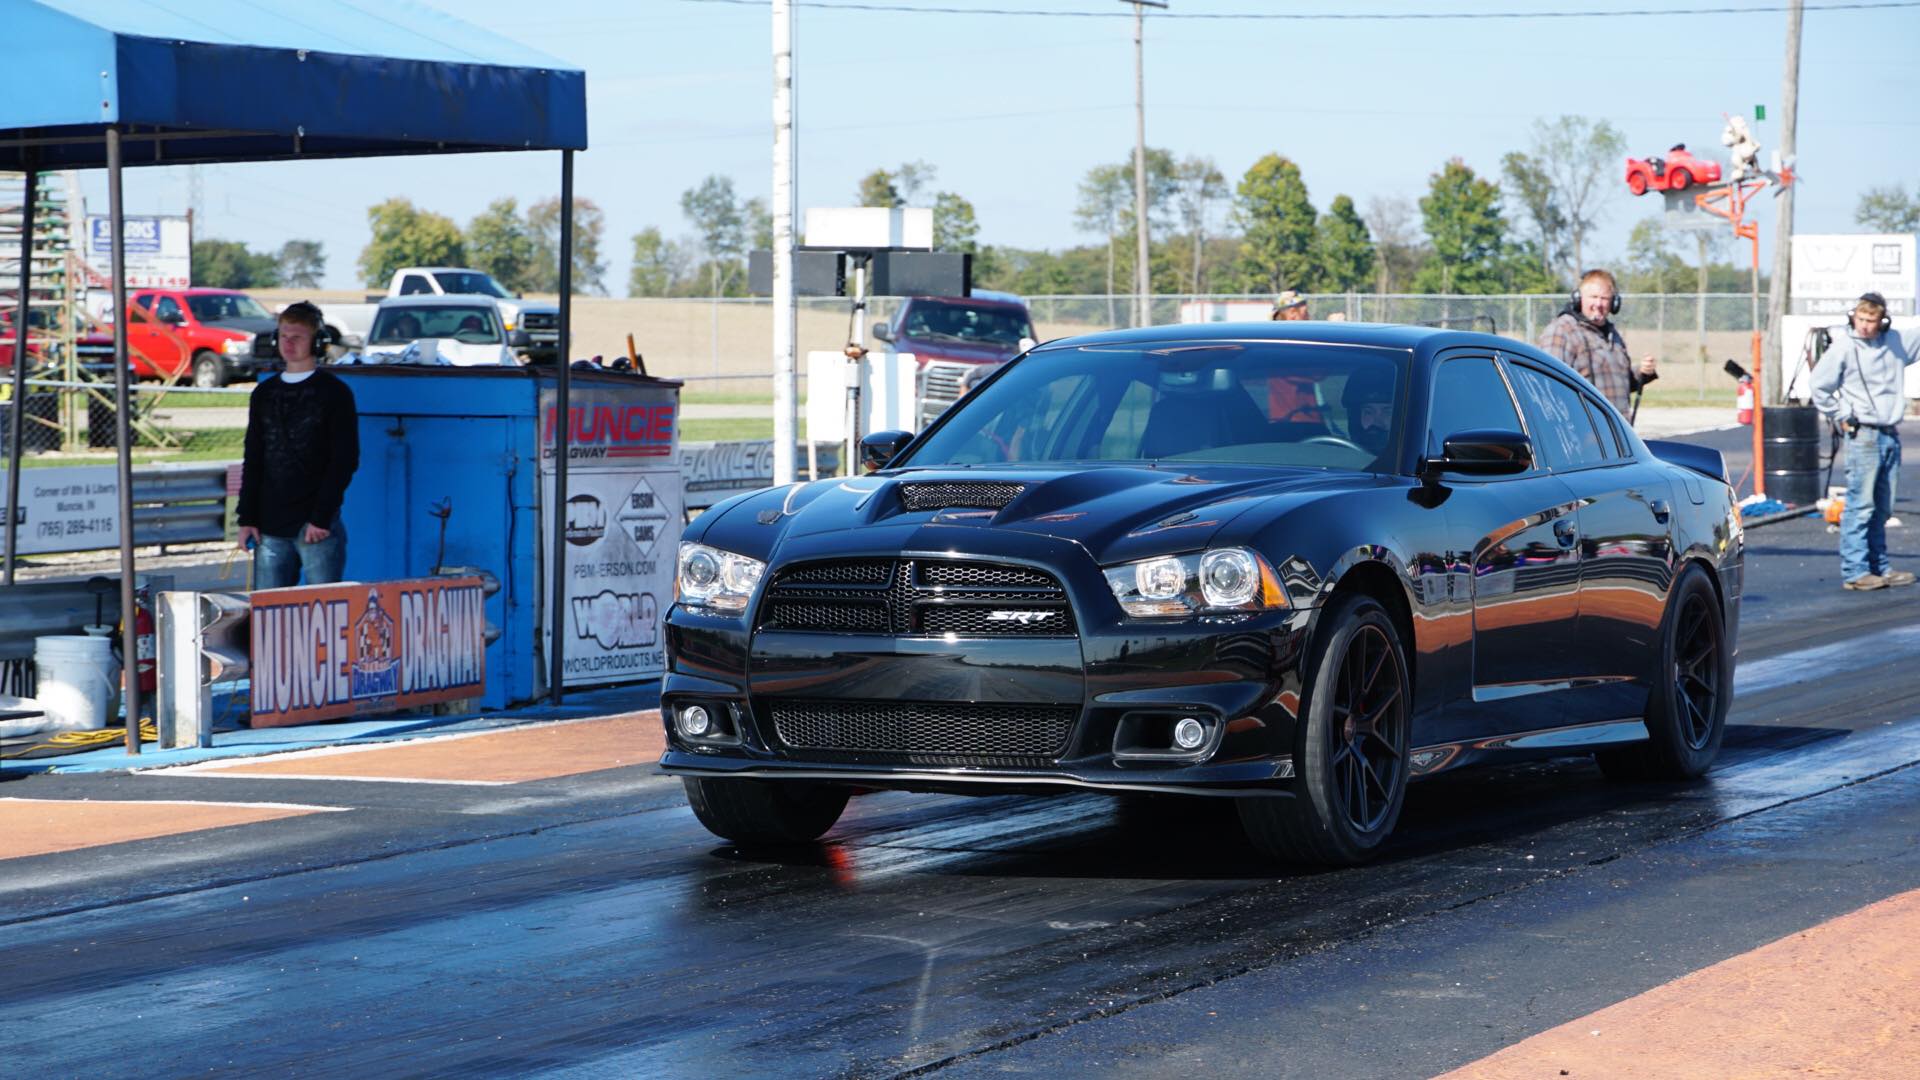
[1173,717,1207,750]
[679,704,712,738]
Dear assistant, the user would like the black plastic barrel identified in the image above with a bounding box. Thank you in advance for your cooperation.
[1761,404,1823,506]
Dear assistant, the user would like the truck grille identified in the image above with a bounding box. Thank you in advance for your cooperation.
[757,558,1074,637]
[918,360,972,427]
[521,312,558,331]
[769,699,1078,762]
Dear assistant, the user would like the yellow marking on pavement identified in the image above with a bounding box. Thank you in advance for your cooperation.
[1439,886,1920,1079]
[168,712,664,785]
[0,798,342,861]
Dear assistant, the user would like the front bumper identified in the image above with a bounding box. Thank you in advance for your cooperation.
[660,536,1316,797]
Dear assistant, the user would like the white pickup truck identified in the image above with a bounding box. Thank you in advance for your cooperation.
[317,267,559,361]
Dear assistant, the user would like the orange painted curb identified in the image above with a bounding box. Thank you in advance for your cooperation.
[0,798,330,861]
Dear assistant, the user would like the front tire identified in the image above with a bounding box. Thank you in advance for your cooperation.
[191,351,227,388]
[682,776,849,845]
[1596,564,1729,782]
[1238,592,1410,866]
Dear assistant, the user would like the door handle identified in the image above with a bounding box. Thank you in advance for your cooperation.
[1649,498,1671,524]
[1553,518,1579,547]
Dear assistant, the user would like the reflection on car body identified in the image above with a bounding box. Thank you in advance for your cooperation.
[659,322,1742,866]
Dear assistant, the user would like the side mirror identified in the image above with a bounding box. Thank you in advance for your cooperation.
[508,330,532,349]
[872,321,893,343]
[860,430,913,473]
[1426,429,1532,476]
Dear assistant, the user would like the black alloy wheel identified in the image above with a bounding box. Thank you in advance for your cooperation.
[1239,592,1410,866]
[1597,563,1729,782]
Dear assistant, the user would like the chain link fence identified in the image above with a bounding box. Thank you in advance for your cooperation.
[2,380,250,466]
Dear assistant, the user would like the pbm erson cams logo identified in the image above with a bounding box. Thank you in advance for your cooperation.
[985,610,1053,625]
[565,494,606,546]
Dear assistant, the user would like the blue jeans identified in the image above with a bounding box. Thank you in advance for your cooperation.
[254,518,347,589]
[1840,428,1900,581]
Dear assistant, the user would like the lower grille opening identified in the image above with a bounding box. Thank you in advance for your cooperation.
[768,699,1078,763]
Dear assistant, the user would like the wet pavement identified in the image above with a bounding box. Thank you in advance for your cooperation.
[3,429,1919,1078]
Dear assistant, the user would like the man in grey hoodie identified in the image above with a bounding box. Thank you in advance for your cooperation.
[1809,292,1919,591]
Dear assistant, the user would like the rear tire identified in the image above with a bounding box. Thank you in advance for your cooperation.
[1238,592,1410,866]
[1668,167,1692,191]
[682,776,849,845]
[1597,564,1728,782]
[191,351,227,388]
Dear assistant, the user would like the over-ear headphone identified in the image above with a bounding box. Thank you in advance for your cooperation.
[278,300,328,358]
[1572,270,1623,316]
[1859,291,1892,333]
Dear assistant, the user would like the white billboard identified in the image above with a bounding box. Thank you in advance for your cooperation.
[1789,233,1915,316]
[84,214,192,291]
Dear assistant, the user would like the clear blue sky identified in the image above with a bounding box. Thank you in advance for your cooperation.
[79,0,1920,293]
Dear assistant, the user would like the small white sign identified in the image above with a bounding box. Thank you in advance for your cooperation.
[1790,233,1916,313]
[0,465,121,555]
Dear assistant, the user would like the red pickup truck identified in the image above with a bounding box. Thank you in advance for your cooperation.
[125,287,279,387]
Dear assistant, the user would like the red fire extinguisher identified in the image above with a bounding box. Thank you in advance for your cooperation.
[1735,374,1754,426]
[116,587,157,695]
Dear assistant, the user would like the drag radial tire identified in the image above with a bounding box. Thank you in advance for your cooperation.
[1238,592,1411,867]
[682,776,850,845]
[1597,564,1730,782]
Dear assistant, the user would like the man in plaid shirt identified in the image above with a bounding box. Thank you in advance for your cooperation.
[1537,269,1658,417]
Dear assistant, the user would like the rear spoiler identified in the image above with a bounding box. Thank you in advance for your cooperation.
[1644,439,1729,484]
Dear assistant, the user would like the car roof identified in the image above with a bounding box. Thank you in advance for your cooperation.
[137,286,249,296]
[377,295,502,309]
[908,293,1028,312]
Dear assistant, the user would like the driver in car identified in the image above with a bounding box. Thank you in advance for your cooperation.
[1342,366,1395,460]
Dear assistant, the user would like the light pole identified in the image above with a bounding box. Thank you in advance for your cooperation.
[1121,0,1166,327]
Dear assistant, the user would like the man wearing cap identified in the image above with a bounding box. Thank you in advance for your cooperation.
[1809,291,1920,591]
[1271,290,1309,321]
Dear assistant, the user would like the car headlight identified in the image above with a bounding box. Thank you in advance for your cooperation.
[676,542,765,615]
[1104,547,1286,618]
[222,337,251,355]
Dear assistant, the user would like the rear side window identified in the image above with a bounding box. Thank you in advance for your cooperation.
[1508,364,1607,470]
[399,274,433,295]
[1428,356,1523,456]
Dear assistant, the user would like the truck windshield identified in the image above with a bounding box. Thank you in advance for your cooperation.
[432,272,513,299]
[901,301,1033,346]
[903,342,1407,473]
[370,305,502,345]
[187,294,271,323]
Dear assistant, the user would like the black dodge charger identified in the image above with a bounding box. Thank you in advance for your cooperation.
[660,322,1742,866]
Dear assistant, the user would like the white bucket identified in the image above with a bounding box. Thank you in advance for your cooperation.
[33,634,120,733]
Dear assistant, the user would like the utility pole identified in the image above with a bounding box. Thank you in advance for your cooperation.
[772,0,798,485]
[1762,0,1802,407]
[1122,0,1166,327]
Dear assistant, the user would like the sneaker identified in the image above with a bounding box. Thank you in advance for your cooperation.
[1889,516,1905,528]
[1882,570,1916,587]
[1844,574,1888,591]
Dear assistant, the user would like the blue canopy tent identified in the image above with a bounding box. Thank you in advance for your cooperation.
[0,0,591,748]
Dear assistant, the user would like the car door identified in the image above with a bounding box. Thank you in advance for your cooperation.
[1506,359,1675,722]
[1427,353,1584,739]
[144,293,189,376]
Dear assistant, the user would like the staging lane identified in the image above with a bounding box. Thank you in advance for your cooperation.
[3,506,1920,1077]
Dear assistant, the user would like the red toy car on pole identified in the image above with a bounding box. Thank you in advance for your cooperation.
[1625,144,1723,195]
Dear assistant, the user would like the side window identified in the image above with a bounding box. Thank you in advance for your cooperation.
[1428,356,1524,456]
[1509,365,1607,470]
[399,274,433,296]
[1584,397,1626,458]
[154,296,184,324]
[135,294,155,311]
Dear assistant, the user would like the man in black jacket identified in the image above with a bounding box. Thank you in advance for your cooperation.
[236,301,358,588]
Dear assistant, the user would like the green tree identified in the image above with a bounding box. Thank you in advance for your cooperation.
[1528,116,1626,276]
[465,198,537,294]
[526,197,608,296]
[1856,184,1920,232]
[680,175,747,297]
[1074,163,1132,323]
[743,197,772,253]
[1501,150,1565,283]
[933,191,980,255]
[357,198,464,287]
[856,160,935,208]
[275,239,325,289]
[1413,158,1509,294]
[627,226,690,297]
[1312,194,1376,293]
[192,239,281,288]
[1363,196,1427,294]
[1172,155,1227,293]
[1233,153,1319,294]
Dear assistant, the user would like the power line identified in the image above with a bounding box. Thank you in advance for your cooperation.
[677,0,1919,17]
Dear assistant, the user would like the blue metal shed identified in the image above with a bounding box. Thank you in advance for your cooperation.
[1,0,594,748]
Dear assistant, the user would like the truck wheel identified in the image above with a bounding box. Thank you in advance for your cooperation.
[1668,167,1691,191]
[682,776,849,846]
[191,351,227,388]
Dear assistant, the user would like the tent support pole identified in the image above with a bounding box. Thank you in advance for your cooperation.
[548,150,574,705]
[4,166,34,586]
[107,128,141,752]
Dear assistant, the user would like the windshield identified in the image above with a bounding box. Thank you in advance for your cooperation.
[370,305,503,345]
[903,342,1407,472]
[900,301,1033,347]
[187,294,271,322]
[432,271,513,299]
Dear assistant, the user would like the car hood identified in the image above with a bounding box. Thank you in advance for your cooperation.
[706,464,1387,567]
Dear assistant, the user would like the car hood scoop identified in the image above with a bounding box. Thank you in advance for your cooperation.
[897,480,1025,512]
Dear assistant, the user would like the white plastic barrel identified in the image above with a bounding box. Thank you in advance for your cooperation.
[33,634,120,732]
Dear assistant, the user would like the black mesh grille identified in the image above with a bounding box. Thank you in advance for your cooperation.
[769,700,1078,759]
[763,600,887,632]
[899,482,1025,512]
[919,605,1070,636]
[780,561,893,586]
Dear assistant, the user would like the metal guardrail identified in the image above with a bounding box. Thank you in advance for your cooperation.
[127,463,231,548]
